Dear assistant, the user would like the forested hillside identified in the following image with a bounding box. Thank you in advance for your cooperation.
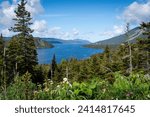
[0,0,149,100]
[40,38,91,44]
[85,27,146,49]
[4,37,54,48]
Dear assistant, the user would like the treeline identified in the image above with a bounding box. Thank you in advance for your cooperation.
[3,37,54,49]
[0,0,150,100]
[49,22,150,83]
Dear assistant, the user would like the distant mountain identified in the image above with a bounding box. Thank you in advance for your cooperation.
[4,37,54,48]
[86,27,145,48]
[39,38,91,44]
[4,37,90,48]
[71,39,91,44]
[34,38,54,48]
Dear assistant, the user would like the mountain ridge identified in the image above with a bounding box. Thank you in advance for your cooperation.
[39,38,91,44]
[4,37,91,48]
[85,27,145,48]
[4,37,54,48]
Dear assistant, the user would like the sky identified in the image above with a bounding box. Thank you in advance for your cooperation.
[0,0,150,42]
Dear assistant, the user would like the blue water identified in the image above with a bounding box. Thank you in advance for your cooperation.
[37,44,103,64]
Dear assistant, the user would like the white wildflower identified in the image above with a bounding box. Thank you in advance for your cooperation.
[50,80,53,85]
[44,88,49,92]
[63,78,68,82]
[57,85,60,88]
[63,78,68,84]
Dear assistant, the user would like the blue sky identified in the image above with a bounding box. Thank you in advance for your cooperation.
[0,0,150,42]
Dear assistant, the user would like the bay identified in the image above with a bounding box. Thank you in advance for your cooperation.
[37,44,103,64]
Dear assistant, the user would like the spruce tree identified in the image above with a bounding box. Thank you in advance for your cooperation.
[125,23,133,74]
[0,34,5,79]
[6,36,22,78]
[0,34,7,98]
[0,34,4,85]
[0,34,4,58]
[104,45,111,63]
[48,54,57,80]
[51,54,57,73]
[8,0,37,75]
[140,22,150,71]
[0,34,4,73]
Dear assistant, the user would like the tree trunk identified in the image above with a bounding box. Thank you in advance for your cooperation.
[129,42,133,73]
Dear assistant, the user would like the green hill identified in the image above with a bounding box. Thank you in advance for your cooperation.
[39,38,91,44]
[4,37,54,48]
[34,38,54,48]
[85,27,145,48]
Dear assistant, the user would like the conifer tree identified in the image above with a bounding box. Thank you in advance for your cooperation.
[0,34,4,85]
[125,23,133,74]
[48,54,57,80]
[140,22,150,71]
[0,34,4,58]
[8,0,37,75]
[0,34,7,98]
[104,45,111,63]
[6,36,22,78]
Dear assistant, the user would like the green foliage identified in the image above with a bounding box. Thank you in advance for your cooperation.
[0,34,4,84]
[0,34,4,58]
[111,72,150,99]
[1,3,150,100]
[33,79,53,100]
[7,0,37,76]
[48,54,63,82]
[10,0,33,35]
[139,22,150,72]
[31,72,150,100]
[34,78,104,100]
[140,22,150,38]
[48,54,57,79]
[1,72,35,100]
[6,36,22,80]
[32,65,49,84]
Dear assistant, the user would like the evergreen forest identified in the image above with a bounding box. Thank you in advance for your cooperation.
[0,0,150,100]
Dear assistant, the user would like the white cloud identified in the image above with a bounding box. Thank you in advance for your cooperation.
[48,27,61,35]
[100,25,125,39]
[62,32,70,39]
[26,0,44,16]
[0,0,44,36]
[122,0,150,24]
[31,23,82,40]
[3,5,15,18]
[60,28,80,39]
[113,25,124,34]
[1,28,14,37]
[46,27,62,38]
[0,0,81,40]
[72,28,79,36]
[31,20,47,32]
[31,20,64,38]
[0,0,95,42]
[0,1,15,27]
[13,0,18,4]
